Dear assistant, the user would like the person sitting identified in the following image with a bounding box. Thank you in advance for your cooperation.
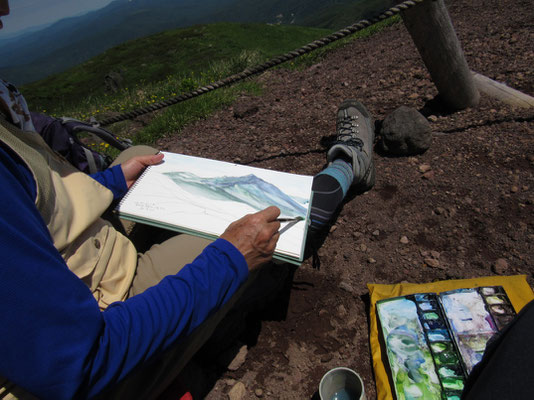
[0,62,281,400]
[0,1,377,397]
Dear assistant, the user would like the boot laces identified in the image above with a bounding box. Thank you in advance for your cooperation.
[335,115,364,150]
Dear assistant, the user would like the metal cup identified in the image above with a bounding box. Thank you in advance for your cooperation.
[319,367,366,400]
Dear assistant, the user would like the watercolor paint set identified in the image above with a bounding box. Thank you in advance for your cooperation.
[376,286,516,400]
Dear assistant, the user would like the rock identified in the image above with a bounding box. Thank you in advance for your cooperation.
[372,229,380,236]
[228,382,246,400]
[218,343,248,371]
[368,257,377,264]
[233,103,259,119]
[430,250,441,259]
[339,281,354,293]
[435,207,446,215]
[104,70,124,93]
[422,171,435,180]
[419,164,432,173]
[228,345,248,371]
[493,258,509,274]
[321,353,333,363]
[425,258,440,268]
[380,106,432,156]
[400,236,409,244]
[337,304,348,317]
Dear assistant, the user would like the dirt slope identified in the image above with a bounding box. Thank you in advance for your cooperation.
[157,0,534,398]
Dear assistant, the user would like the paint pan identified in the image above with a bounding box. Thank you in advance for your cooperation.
[443,394,462,400]
[413,293,467,395]
[427,329,450,342]
[492,313,516,330]
[478,286,516,331]
[437,364,464,379]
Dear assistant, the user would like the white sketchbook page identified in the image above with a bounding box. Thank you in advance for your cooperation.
[118,152,313,259]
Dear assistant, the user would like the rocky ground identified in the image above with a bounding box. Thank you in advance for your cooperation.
[155,0,533,398]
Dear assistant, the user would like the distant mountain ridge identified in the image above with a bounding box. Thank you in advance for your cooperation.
[0,0,394,85]
[0,0,233,84]
[164,172,308,217]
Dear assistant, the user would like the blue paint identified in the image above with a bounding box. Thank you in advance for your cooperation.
[427,329,450,341]
[418,301,436,311]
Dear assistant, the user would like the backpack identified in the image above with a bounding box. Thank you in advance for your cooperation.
[30,112,132,174]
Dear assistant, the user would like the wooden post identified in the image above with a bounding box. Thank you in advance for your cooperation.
[472,71,534,108]
[401,0,480,110]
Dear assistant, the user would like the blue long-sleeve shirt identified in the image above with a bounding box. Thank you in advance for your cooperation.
[0,144,249,399]
[90,164,129,199]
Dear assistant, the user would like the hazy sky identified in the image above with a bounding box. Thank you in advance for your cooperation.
[2,0,115,35]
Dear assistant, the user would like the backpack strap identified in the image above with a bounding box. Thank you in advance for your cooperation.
[82,146,99,174]
[60,117,132,151]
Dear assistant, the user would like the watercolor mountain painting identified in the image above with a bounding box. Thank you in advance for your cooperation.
[162,171,308,218]
[117,152,314,264]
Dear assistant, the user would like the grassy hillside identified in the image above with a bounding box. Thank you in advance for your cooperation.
[20,22,334,148]
[21,17,399,149]
[22,23,329,112]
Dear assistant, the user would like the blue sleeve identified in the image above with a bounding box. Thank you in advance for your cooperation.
[90,164,128,199]
[0,147,248,399]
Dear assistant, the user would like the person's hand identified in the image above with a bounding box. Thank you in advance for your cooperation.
[121,153,164,188]
[220,206,281,271]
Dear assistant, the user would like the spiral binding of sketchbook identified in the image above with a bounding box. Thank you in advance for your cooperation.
[117,165,153,208]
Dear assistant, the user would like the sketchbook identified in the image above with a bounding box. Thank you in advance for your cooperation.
[376,286,516,400]
[116,151,314,264]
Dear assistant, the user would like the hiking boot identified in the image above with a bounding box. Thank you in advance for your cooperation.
[327,99,375,192]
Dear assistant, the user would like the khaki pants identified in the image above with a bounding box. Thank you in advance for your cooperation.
[100,146,256,399]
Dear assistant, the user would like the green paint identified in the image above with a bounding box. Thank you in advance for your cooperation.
[441,377,465,391]
[438,366,457,378]
[430,342,450,353]
[435,351,458,365]
[424,312,440,320]
[486,296,504,304]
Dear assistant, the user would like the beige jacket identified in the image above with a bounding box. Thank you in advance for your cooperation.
[0,117,137,399]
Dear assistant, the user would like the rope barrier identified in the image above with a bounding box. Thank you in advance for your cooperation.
[98,0,425,127]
